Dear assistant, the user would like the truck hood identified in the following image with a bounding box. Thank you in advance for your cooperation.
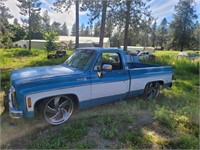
[11,64,81,86]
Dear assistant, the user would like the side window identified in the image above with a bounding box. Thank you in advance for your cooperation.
[95,52,123,70]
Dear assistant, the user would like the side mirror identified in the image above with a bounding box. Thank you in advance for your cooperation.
[102,64,112,71]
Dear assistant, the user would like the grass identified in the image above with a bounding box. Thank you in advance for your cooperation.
[28,120,88,149]
[0,48,199,149]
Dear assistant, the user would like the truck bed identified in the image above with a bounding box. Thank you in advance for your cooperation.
[126,62,173,98]
[128,62,172,78]
[128,63,173,78]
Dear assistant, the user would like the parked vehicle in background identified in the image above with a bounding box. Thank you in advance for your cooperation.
[177,51,200,60]
[138,51,155,60]
[47,50,67,59]
[7,48,172,125]
[131,50,140,55]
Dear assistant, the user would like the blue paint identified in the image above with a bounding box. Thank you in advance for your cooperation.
[11,65,82,86]
[127,89,144,98]
[80,94,126,108]
[80,90,145,108]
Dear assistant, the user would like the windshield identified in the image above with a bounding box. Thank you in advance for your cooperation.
[64,49,96,71]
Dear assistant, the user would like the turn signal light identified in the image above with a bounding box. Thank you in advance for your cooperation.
[27,97,31,108]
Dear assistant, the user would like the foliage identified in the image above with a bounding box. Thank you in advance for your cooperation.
[17,0,42,50]
[157,18,168,49]
[10,24,26,42]
[60,22,69,36]
[192,21,200,50]
[150,21,157,47]
[71,22,76,36]
[170,0,198,51]
[112,0,153,51]
[44,30,58,53]
[93,21,101,37]
[52,21,61,34]
[0,0,14,48]
[41,10,51,32]
[104,17,114,38]
[53,0,79,48]
[166,133,199,149]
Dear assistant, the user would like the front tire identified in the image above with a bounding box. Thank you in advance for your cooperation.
[144,82,160,99]
[40,95,74,125]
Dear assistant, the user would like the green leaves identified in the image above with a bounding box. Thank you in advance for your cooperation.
[44,30,58,52]
[170,0,198,51]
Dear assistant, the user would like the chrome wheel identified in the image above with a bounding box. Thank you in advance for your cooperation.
[144,82,160,99]
[43,96,73,125]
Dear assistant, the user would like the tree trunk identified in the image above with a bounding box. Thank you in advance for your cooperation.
[28,1,31,50]
[123,0,131,51]
[75,0,79,49]
[99,0,107,47]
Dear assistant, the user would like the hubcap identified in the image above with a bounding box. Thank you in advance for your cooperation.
[146,82,159,99]
[44,96,73,125]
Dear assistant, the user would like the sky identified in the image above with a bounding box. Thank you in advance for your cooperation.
[5,0,200,33]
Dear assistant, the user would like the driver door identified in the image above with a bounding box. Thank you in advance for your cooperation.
[90,51,129,105]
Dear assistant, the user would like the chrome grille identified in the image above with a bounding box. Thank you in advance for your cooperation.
[10,86,18,108]
[12,92,18,108]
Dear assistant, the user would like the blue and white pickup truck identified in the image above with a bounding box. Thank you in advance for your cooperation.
[9,48,172,125]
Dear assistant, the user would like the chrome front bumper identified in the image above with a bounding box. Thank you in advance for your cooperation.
[9,92,23,119]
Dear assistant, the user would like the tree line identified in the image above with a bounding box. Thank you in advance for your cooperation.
[0,0,199,51]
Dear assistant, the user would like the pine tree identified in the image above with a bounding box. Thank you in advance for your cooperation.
[81,0,109,47]
[54,0,79,48]
[151,21,157,47]
[71,22,76,36]
[42,10,50,32]
[170,0,197,51]
[61,22,69,36]
[94,21,100,37]
[17,0,42,50]
[192,21,200,50]
[84,26,90,36]
[158,18,168,49]
[13,18,20,25]
[52,21,61,35]
[112,0,152,51]
[105,18,114,38]
[80,23,85,36]
[0,0,13,48]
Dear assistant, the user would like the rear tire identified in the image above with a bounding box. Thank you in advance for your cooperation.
[39,95,74,125]
[144,82,160,99]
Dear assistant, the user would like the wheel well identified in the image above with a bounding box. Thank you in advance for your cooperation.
[67,94,79,109]
[144,80,164,91]
[157,80,164,86]
[34,94,79,116]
